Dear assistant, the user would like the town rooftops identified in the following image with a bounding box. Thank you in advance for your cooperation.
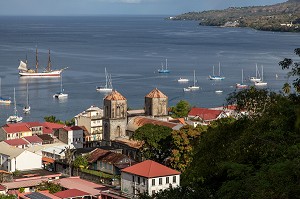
[188,107,223,121]
[127,116,179,132]
[4,138,28,146]
[0,142,25,159]
[104,90,126,101]
[87,148,133,166]
[53,189,91,198]
[23,135,43,144]
[21,191,61,199]
[62,126,83,131]
[145,88,167,98]
[3,123,31,133]
[54,177,106,196]
[122,160,180,178]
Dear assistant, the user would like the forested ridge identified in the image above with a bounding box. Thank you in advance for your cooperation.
[171,0,300,32]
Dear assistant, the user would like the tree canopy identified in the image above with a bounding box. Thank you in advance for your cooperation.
[170,100,191,118]
[144,48,300,198]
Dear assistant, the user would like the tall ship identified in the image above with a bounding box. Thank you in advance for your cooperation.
[18,48,67,77]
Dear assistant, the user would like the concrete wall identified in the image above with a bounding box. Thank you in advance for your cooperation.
[12,151,42,172]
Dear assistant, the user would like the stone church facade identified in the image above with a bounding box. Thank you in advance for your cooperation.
[103,88,168,142]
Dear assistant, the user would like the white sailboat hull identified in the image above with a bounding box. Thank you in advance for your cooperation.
[6,115,23,123]
[19,70,63,77]
[53,93,68,98]
[96,87,113,92]
[254,81,268,86]
[178,78,189,82]
[0,98,11,104]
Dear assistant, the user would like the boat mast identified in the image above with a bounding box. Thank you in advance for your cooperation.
[193,70,196,87]
[261,65,264,81]
[13,88,17,116]
[219,62,221,76]
[26,83,29,107]
[35,48,39,73]
[47,49,52,72]
[165,59,168,70]
[105,68,108,88]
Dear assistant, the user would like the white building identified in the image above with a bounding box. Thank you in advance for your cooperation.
[56,126,84,149]
[0,142,42,172]
[121,160,180,197]
[74,106,103,144]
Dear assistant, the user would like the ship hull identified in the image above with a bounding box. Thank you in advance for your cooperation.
[19,70,62,77]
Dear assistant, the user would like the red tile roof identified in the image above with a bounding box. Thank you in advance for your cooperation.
[188,107,223,121]
[3,123,31,134]
[0,184,6,191]
[121,160,180,178]
[104,90,126,101]
[54,177,106,196]
[4,138,28,146]
[53,189,90,198]
[42,157,55,163]
[145,88,167,98]
[23,135,43,144]
[25,121,43,127]
[42,122,65,134]
[63,126,83,131]
[43,122,65,129]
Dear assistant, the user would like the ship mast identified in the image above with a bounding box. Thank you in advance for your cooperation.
[35,48,39,73]
[47,49,51,72]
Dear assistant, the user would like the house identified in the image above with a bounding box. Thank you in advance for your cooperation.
[187,107,226,126]
[0,142,42,172]
[74,105,104,145]
[87,148,136,175]
[55,126,84,148]
[0,123,32,141]
[121,160,180,197]
[4,139,29,149]
[37,134,54,144]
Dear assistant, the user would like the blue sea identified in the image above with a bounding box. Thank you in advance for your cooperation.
[0,15,299,125]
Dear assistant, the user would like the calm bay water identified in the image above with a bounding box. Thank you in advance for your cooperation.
[0,15,299,125]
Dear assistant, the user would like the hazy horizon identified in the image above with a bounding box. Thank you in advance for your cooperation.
[0,0,287,16]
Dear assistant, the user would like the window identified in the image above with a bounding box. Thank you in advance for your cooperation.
[138,177,140,184]
[152,190,155,195]
[152,179,155,186]
[173,176,176,183]
[159,178,162,185]
[143,178,145,185]
[132,175,135,182]
[166,177,169,184]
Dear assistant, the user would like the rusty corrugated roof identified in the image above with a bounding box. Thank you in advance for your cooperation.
[145,88,167,98]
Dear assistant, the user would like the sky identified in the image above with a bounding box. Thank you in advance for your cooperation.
[0,0,288,16]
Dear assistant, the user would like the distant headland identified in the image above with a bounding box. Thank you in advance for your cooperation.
[169,0,300,32]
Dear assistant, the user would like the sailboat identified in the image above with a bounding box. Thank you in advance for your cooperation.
[23,83,30,114]
[250,64,261,82]
[0,78,11,104]
[53,74,68,98]
[18,49,67,77]
[236,69,248,89]
[209,62,225,80]
[7,88,23,123]
[254,65,267,86]
[96,68,113,92]
[158,59,170,73]
[184,70,200,91]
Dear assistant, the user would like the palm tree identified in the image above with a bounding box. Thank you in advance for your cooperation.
[282,82,291,95]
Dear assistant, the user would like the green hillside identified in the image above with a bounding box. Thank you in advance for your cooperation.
[171,0,300,32]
